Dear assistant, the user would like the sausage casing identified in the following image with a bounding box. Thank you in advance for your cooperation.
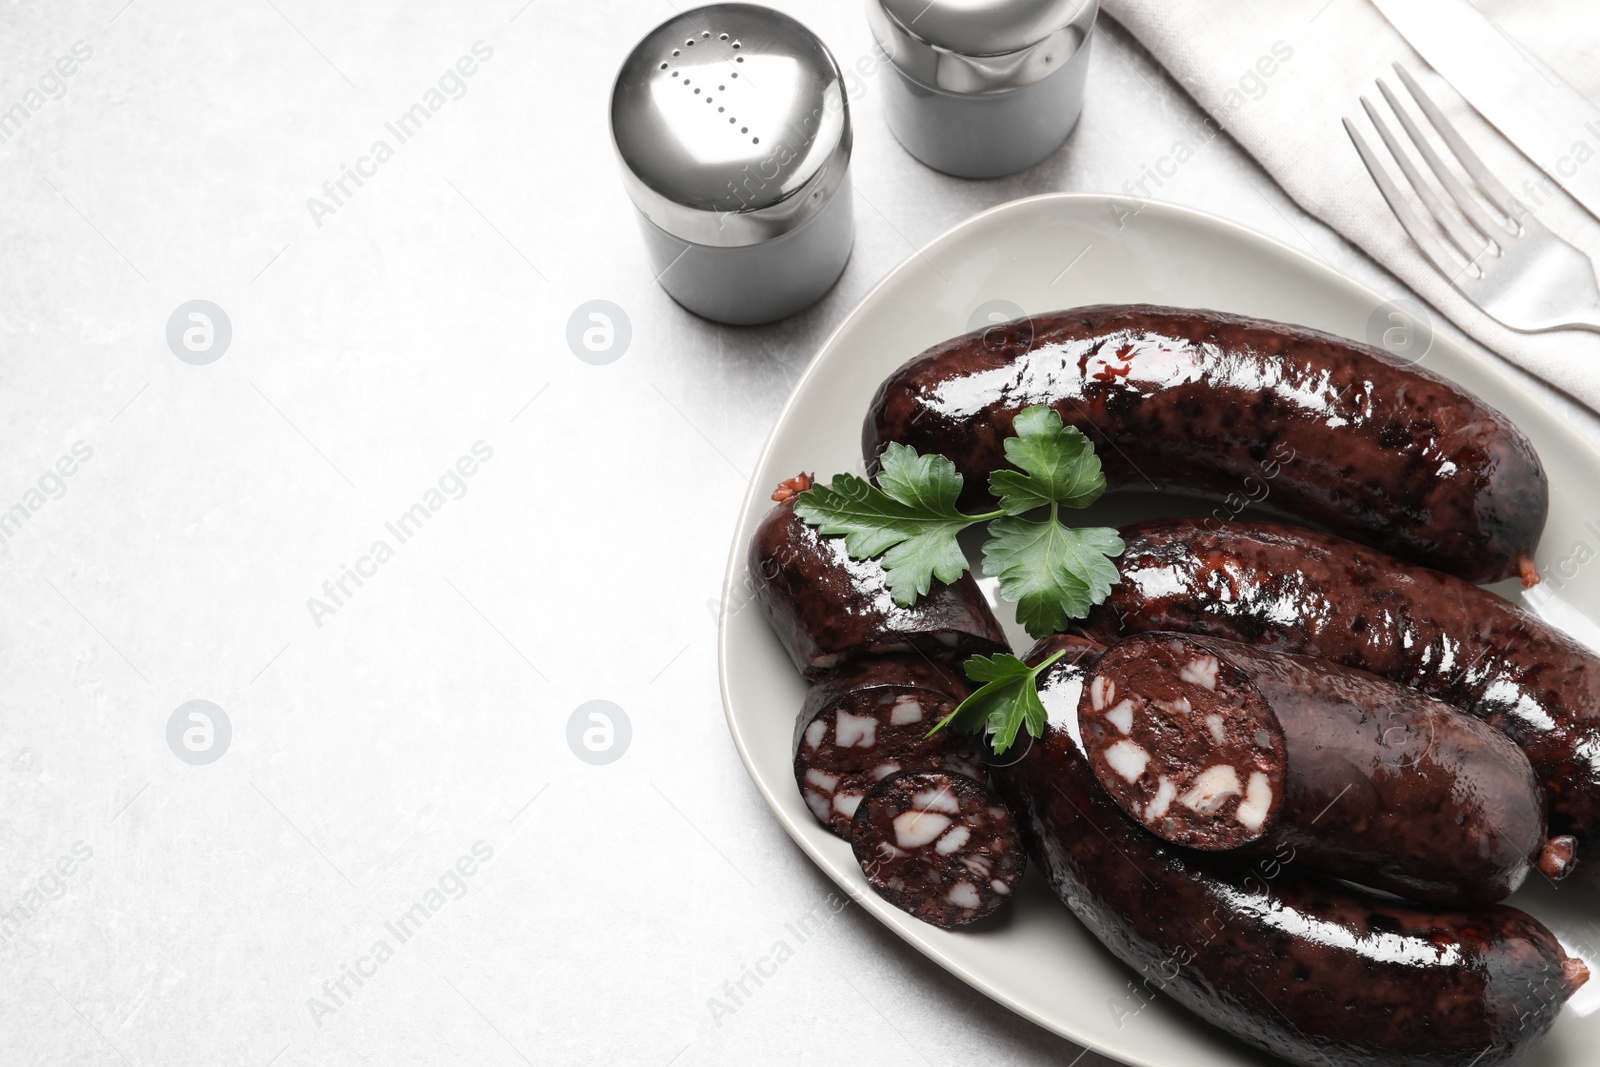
[1081,632,1568,904]
[863,304,1546,583]
[748,495,1007,678]
[1079,518,1600,881]
[998,638,1588,1067]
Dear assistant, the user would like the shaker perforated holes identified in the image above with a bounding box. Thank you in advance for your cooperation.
[658,28,761,147]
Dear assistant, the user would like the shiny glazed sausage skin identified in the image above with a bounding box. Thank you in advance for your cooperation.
[1083,633,1568,905]
[863,304,1547,583]
[1078,518,1600,880]
[748,495,1008,679]
[998,640,1587,1067]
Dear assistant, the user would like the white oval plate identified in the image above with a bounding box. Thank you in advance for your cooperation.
[717,193,1600,1067]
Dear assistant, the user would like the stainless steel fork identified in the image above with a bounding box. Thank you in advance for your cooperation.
[1344,63,1600,334]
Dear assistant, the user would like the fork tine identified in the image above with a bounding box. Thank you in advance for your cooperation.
[1359,95,1490,264]
[1376,77,1515,243]
[1343,116,1471,283]
[1393,63,1525,224]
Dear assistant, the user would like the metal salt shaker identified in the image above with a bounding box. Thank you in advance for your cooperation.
[868,0,1098,179]
[610,4,854,326]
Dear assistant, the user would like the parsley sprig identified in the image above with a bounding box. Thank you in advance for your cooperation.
[793,406,1124,639]
[928,650,1066,756]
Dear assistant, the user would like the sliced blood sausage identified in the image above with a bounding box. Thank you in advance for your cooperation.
[1080,633,1288,853]
[850,770,1024,928]
[995,645,1589,1067]
[863,304,1546,583]
[748,481,1007,679]
[1083,633,1569,905]
[1078,518,1600,883]
[794,655,986,837]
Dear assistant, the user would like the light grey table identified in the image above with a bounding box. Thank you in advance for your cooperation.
[4,3,1595,1065]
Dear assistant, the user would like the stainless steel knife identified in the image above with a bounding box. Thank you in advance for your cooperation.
[1371,0,1600,224]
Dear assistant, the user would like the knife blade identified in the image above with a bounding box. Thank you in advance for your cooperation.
[1371,0,1600,224]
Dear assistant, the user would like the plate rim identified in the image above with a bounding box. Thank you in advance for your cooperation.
[715,190,1600,1064]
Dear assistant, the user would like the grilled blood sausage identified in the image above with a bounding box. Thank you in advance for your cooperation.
[795,655,986,837]
[1079,518,1600,882]
[997,639,1588,1067]
[1080,633,1571,905]
[863,304,1546,584]
[749,479,1007,678]
[850,770,1024,928]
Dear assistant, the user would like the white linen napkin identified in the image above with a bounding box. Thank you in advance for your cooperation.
[1099,0,1600,410]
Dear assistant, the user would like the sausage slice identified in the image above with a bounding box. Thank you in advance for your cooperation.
[1081,633,1286,852]
[795,656,985,837]
[1079,518,1600,885]
[850,771,1024,928]
[995,643,1589,1067]
[1081,632,1572,904]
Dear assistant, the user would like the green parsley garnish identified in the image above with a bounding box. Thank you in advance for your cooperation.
[793,406,1124,638]
[927,650,1067,756]
[792,444,984,606]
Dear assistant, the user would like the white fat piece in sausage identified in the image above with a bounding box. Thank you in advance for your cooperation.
[1145,776,1177,820]
[1206,714,1229,746]
[1105,699,1135,734]
[1180,655,1220,690]
[1089,675,1117,712]
[835,712,877,749]
[804,718,827,749]
[805,769,838,790]
[1104,740,1151,783]
[1235,771,1274,831]
[893,811,953,849]
[935,825,971,854]
[889,695,924,725]
[913,787,961,814]
[1179,765,1243,815]
[947,882,982,909]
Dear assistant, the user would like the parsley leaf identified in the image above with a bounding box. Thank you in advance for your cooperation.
[987,406,1107,514]
[792,406,1124,629]
[792,443,996,605]
[984,519,1124,638]
[928,650,1066,756]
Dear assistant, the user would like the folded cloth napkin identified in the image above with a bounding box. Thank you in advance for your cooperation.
[1100,0,1600,411]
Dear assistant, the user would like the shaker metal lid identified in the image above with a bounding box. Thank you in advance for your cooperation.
[611,4,851,249]
[869,0,1097,94]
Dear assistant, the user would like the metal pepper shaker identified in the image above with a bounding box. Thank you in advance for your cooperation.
[868,0,1098,179]
[610,4,854,326]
